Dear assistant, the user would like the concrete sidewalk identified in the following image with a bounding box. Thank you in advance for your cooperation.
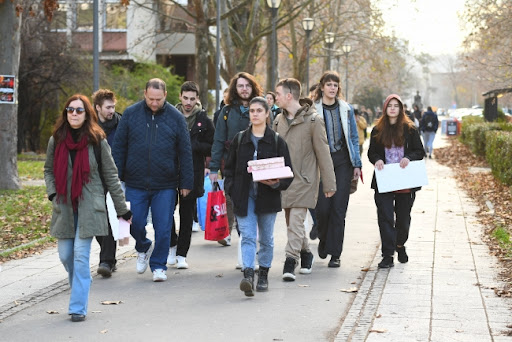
[0,134,511,341]
[336,135,512,341]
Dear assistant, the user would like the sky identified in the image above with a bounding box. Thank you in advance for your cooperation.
[377,0,468,56]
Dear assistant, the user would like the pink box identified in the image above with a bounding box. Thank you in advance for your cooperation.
[247,157,293,182]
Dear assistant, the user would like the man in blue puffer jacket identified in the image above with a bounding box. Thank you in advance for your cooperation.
[113,78,193,282]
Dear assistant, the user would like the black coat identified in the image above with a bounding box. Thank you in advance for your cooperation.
[189,110,215,198]
[367,125,425,192]
[224,126,293,217]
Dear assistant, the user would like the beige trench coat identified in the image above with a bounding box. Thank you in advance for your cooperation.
[272,99,336,209]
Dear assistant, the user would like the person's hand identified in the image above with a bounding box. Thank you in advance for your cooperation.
[180,189,191,197]
[209,173,218,184]
[399,157,410,168]
[259,179,279,186]
[375,160,384,171]
[204,168,210,176]
[324,191,335,198]
[353,167,361,180]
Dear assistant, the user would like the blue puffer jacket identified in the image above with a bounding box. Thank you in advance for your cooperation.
[112,100,194,191]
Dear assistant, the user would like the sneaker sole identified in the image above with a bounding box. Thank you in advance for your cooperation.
[176,265,188,269]
[299,255,314,274]
[378,263,394,269]
[97,267,112,277]
[217,240,231,246]
[282,273,296,281]
[153,277,167,282]
[240,280,254,297]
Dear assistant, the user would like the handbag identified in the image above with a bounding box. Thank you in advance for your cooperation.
[204,182,230,241]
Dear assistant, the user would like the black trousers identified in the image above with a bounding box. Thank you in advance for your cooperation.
[95,212,117,266]
[170,194,196,257]
[374,191,416,257]
[316,149,353,258]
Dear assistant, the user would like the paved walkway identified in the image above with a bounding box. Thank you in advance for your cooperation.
[1,134,511,341]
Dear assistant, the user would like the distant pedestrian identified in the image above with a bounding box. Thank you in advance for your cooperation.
[354,109,367,156]
[273,78,336,281]
[167,81,214,269]
[112,78,194,282]
[367,94,425,268]
[312,71,362,268]
[404,103,414,122]
[92,88,122,278]
[224,96,293,296]
[213,88,229,127]
[419,106,439,158]
[265,91,281,125]
[44,94,131,322]
[412,104,422,126]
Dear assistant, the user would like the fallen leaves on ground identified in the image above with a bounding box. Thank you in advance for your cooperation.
[340,287,358,293]
[369,329,387,333]
[435,137,512,295]
[46,310,59,314]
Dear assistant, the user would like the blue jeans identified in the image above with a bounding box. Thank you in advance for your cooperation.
[126,187,177,271]
[58,213,93,315]
[422,131,436,155]
[236,196,277,270]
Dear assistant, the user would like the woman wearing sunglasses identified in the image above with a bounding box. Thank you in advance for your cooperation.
[44,94,132,322]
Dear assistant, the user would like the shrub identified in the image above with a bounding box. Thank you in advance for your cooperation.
[486,131,512,186]
[460,119,512,157]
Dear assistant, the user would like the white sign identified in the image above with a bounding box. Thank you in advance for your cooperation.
[375,160,428,193]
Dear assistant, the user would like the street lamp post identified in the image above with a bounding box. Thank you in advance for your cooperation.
[324,32,335,70]
[302,18,314,94]
[342,44,351,101]
[267,0,281,91]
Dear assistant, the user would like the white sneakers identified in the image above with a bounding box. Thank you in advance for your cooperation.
[136,243,154,274]
[167,246,177,265]
[218,234,232,246]
[192,221,200,232]
[152,269,167,282]
[176,256,189,269]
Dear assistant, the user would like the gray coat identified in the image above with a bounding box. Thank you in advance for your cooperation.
[44,137,129,239]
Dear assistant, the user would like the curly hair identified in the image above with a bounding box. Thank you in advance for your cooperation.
[92,89,116,111]
[225,72,263,105]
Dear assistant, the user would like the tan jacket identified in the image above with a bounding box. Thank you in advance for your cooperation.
[273,98,336,209]
[356,115,367,145]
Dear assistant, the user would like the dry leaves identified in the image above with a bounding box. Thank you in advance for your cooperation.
[340,287,358,293]
[436,138,512,295]
[46,310,59,314]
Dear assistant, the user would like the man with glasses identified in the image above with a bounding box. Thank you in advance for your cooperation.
[92,89,122,278]
[273,78,336,281]
[209,72,263,246]
[112,78,193,282]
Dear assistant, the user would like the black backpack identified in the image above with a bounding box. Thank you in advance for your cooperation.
[424,114,436,131]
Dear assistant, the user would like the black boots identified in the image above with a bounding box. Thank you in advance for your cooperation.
[240,268,254,297]
[256,267,269,292]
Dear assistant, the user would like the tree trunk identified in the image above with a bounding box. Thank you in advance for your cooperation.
[0,2,21,190]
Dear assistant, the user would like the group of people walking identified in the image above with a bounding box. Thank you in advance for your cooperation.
[44,69,426,321]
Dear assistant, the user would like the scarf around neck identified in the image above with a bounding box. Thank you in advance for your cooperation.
[53,129,91,211]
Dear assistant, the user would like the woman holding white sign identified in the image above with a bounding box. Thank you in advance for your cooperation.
[368,94,425,268]
[224,96,293,297]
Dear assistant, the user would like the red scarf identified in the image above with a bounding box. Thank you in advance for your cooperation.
[53,130,91,211]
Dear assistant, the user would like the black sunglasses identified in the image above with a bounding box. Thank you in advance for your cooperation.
[66,107,85,114]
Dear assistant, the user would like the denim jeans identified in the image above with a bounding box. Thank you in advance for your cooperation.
[236,196,277,269]
[58,213,93,315]
[422,131,436,155]
[126,186,177,271]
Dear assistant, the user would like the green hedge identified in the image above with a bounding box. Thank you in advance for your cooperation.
[486,131,512,186]
[461,119,512,157]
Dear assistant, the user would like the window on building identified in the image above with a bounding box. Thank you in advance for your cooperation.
[105,1,127,30]
[76,2,93,31]
[50,3,68,31]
